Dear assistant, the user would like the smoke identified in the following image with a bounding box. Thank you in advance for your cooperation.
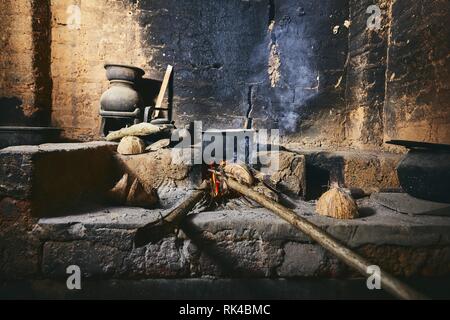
[279,111,299,133]
[245,2,319,134]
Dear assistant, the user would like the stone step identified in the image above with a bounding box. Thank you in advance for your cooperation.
[0,141,403,218]
[289,148,403,199]
[34,198,450,280]
[1,142,446,282]
[0,142,117,217]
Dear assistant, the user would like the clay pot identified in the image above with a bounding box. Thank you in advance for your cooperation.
[100,80,143,112]
[389,140,450,203]
[100,64,145,112]
[104,64,145,82]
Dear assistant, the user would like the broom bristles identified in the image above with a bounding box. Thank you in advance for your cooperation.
[316,187,359,219]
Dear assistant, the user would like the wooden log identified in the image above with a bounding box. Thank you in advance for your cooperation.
[106,122,163,141]
[134,186,206,247]
[225,177,428,300]
[223,162,254,185]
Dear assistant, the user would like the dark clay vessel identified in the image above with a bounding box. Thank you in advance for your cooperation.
[104,64,145,82]
[100,64,144,112]
[388,140,450,203]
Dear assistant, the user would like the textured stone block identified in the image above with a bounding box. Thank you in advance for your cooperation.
[278,243,326,277]
[258,151,306,199]
[33,201,450,280]
[294,149,402,197]
[113,149,197,208]
[42,241,127,277]
[0,147,35,199]
[0,142,117,216]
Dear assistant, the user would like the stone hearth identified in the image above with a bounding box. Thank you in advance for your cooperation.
[1,142,450,299]
[1,0,449,302]
[35,200,450,280]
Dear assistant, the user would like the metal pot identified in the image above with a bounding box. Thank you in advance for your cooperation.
[202,129,256,164]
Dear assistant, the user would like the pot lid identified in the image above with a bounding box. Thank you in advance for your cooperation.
[386,140,450,151]
[104,64,145,76]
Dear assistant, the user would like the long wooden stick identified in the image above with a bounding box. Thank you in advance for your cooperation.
[225,177,428,300]
[134,187,205,247]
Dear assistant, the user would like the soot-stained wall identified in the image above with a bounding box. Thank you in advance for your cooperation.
[345,0,389,149]
[47,0,352,145]
[138,0,350,146]
[49,0,147,140]
[383,0,450,144]
[2,0,449,147]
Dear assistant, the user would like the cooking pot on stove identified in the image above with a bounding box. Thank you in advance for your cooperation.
[100,64,144,112]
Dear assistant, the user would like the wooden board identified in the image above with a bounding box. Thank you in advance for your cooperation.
[153,65,173,118]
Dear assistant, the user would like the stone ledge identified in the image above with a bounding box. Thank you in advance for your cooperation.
[34,198,450,279]
[0,141,117,216]
[37,198,450,247]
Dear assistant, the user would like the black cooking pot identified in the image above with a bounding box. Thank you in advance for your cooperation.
[387,140,450,203]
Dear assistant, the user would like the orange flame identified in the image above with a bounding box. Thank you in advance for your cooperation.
[210,163,220,197]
